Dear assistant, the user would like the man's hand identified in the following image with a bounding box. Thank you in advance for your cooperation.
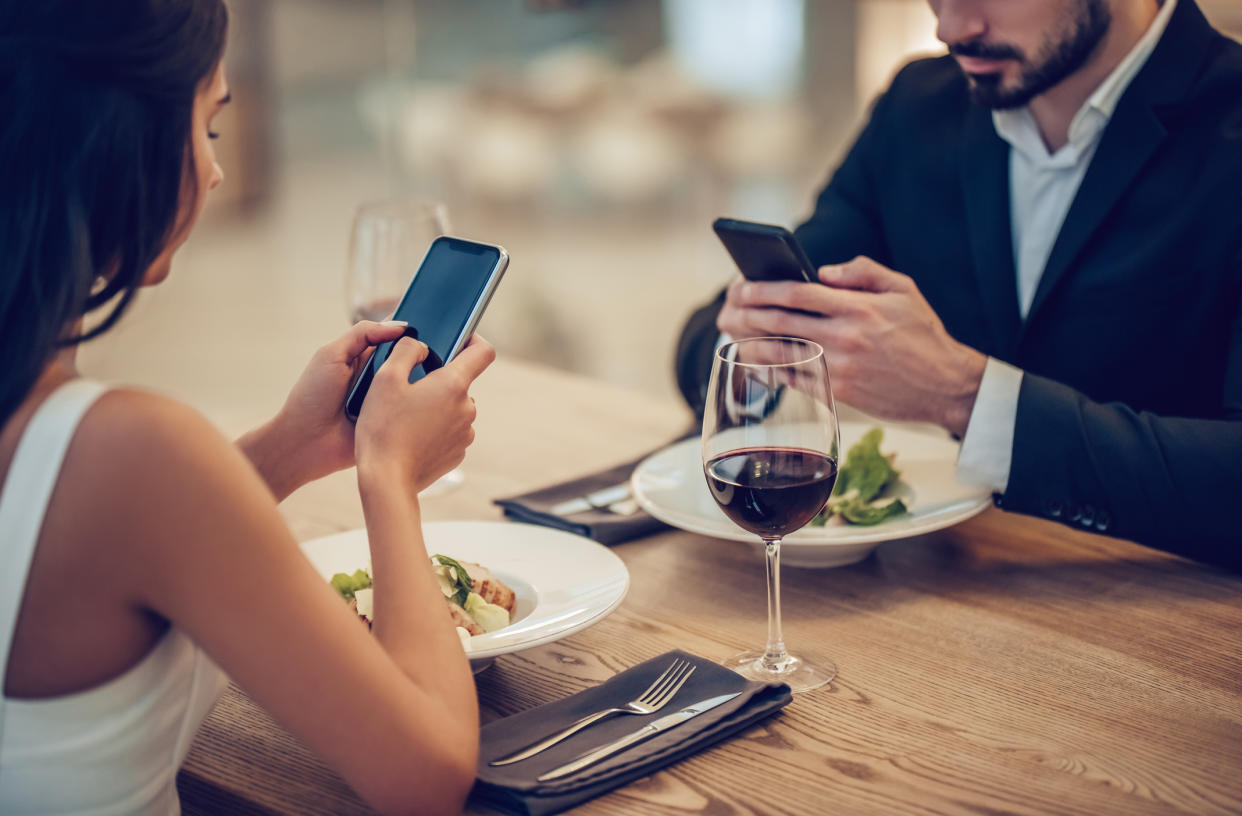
[717,256,987,436]
[237,320,408,501]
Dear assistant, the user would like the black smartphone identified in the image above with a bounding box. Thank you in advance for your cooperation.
[712,217,817,283]
[344,235,509,422]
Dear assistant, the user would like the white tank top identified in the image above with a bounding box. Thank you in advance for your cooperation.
[0,380,228,815]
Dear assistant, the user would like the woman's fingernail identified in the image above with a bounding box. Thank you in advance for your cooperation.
[381,320,408,327]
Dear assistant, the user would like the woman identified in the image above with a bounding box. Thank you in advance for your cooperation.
[0,2,491,814]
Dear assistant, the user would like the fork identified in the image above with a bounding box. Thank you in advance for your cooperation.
[488,658,696,766]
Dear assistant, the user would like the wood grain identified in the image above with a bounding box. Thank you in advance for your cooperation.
[180,359,1242,816]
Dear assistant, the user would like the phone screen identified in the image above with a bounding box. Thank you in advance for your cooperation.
[345,236,505,420]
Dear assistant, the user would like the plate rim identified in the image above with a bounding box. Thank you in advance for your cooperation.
[630,424,992,549]
[299,520,630,660]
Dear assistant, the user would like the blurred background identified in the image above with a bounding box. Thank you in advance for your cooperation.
[81,0,1242,435]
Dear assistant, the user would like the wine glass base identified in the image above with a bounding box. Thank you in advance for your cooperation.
[722,651,836,693]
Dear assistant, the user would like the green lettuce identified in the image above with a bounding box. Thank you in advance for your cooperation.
[831,427,900,503]
[810,427,908,527]
[464,592,510,633]
[330,568,372,602]
[836,496,908,525]
[432,554,473,608]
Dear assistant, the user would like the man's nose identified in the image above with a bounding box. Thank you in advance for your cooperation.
[931,0,987,46]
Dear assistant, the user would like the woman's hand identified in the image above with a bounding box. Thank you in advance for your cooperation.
[238,320,408,501]
[355,334,496,498]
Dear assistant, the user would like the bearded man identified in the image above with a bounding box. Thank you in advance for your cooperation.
[676,0,1242,569]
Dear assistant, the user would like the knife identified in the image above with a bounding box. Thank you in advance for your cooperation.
[536,691,741,783]
[549,483,632,517]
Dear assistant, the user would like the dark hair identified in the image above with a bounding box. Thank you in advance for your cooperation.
[0,0,229,424]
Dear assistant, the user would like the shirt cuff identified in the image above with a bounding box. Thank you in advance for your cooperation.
[956,357,1023,493]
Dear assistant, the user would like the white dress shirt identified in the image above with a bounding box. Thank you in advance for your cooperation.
[956,0,1177,491]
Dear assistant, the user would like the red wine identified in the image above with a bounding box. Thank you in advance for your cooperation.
[705,447,837,539]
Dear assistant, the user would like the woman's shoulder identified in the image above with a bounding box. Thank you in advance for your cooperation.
[79,387,235,467]
[67,386,269,529]
[22,384,282,638]
[4,381,228,498]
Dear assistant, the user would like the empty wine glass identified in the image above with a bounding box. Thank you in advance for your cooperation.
[344,199,462,494]
[702,336,839,692]
[345,199,449,323]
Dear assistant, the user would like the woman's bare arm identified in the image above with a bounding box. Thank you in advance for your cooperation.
[90,335,494,816]
[93,391,473,815]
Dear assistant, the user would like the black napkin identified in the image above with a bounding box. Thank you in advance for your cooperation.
[493,448,676,545]
[471,650,792,816]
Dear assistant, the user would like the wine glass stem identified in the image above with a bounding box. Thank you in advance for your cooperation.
[762,537,789,671]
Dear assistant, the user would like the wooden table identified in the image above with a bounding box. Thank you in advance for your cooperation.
[177,358,1242,816]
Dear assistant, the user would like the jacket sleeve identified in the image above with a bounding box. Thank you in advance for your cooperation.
[1003,285,1242,570]
[673,288,726,420]
[791,72,898,270]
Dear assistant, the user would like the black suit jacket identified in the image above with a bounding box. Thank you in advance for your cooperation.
[676,0,1242,568]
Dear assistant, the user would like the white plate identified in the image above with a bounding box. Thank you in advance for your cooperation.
[631,422,992,568]
[300,521,629,662]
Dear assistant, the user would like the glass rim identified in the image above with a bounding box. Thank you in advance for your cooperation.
[714,336,825,369]
[353,198,450,223]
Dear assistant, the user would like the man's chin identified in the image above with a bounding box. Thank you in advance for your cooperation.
[966,75,1036,110]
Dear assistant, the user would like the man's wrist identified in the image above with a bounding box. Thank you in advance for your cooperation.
[941,347,988,437]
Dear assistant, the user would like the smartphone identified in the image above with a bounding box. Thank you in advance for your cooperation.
[344,235,509,422]
[712,217,817,284]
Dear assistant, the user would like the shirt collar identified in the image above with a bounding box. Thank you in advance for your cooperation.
[992,0,1178,163]
[1084,0,1177,122]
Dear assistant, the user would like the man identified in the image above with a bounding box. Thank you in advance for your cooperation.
[676,0,1242,569]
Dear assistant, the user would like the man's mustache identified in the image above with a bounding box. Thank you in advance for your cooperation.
[948,41,1024,62]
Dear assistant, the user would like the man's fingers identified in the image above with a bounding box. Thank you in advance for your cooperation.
[818,256,909,293]
[738,280,805,310]
[328,320,409,363]
[732,279,866,318]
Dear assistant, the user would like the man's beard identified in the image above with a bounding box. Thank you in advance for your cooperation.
[951,0,1112,109]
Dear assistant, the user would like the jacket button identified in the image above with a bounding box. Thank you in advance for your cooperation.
[1080,505,1096,527]
[1068,504,1082,523]
[1045,498,1063,518]
[1095,510,1111,532]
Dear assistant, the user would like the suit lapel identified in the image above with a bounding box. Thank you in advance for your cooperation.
[1021,0,1216,329]
[1021,106,1166,325]
[960,105,1021,359]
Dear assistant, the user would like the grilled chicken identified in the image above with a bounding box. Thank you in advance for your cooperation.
[460,561,516,614]
[447,601,485,635]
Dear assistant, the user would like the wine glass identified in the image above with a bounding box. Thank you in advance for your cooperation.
[702,336,839,692]
[344,199,463,494]
[345,199,450,323]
